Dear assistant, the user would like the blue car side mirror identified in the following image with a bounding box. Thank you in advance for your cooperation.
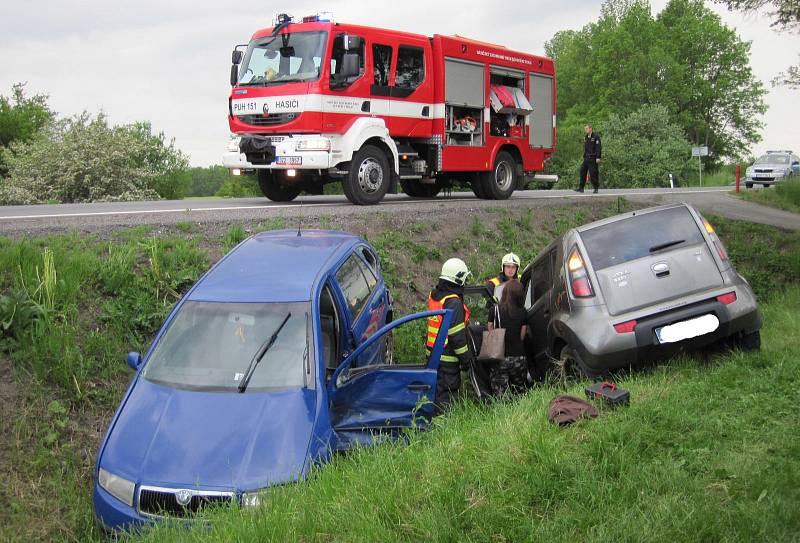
[127,352,142,370]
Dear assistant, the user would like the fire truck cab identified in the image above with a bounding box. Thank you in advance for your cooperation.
[223,14,556,205]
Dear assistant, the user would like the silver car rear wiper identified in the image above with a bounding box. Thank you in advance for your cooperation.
[649,239,685,253]
[238,312,291,393]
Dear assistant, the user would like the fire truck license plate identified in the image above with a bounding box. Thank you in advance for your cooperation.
[276,156,302,165]
[231,100,259,114]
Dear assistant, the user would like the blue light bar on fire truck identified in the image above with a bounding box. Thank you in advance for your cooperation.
[302,11,333,23]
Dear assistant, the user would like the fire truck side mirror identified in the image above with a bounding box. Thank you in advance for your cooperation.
[232,50,244,65]
[230,65,240,86]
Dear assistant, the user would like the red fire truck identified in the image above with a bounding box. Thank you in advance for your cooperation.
[223,13,556,205]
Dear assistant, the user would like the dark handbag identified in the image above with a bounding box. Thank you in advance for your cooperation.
[478,306,505,362]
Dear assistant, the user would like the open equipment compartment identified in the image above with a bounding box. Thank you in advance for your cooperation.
[444,57,485,146]
[489,66,530,138]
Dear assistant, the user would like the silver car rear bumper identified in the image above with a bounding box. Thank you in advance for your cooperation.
[558,283,761,373]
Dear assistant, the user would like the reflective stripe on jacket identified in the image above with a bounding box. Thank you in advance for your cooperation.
[426,293,470,363]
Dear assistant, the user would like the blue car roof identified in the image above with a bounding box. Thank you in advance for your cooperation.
[188,230,362,303]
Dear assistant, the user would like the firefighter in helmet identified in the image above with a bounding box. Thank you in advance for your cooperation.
[485,253,521,327]
[487,253,521,302]
[426,258,474,412]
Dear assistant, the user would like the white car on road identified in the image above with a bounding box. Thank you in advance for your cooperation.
[744,150,800,188]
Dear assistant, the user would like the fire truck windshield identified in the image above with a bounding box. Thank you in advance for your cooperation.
[238,31,327,86]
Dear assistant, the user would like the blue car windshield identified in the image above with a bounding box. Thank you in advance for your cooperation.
[143,301,311,391]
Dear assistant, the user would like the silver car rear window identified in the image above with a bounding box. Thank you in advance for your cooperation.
[580,207,706,271]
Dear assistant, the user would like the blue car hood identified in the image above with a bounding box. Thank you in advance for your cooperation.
[101,379,317,491]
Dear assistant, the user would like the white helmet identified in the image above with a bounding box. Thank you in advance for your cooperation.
[502,252,521,268]
[439,258,471,286]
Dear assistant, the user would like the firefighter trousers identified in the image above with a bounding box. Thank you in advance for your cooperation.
[435,361,461,413]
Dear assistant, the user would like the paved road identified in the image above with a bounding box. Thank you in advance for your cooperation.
[1,186,798,233]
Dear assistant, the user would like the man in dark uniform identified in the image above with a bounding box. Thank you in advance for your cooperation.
[576,123,601,193]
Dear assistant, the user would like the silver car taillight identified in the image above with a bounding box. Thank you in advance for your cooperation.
[567,246,594,298]
[703,218,729,261]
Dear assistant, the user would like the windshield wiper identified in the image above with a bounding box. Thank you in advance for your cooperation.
[649,239,685,253]
[238,312,291,393]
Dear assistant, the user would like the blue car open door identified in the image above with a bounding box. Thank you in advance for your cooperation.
[328,309,453,432]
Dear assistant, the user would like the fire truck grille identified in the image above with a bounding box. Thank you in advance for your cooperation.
[138,488,234,518]
[238,113,298,127]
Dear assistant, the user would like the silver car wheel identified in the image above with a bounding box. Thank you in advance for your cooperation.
[357,157,384,194]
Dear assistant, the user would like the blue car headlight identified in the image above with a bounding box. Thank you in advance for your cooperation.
[98,468,136,507]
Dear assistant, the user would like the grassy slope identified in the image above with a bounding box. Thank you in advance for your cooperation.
[0,203,798,541]
[129,289,800,542]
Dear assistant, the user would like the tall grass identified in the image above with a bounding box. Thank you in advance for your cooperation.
[740,176,800,214]
[1,234,208,401]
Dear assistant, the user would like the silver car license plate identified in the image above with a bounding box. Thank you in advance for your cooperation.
[655,314,719,344]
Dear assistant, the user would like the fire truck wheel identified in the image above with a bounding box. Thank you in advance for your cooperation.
[471,178,489,199]
[400,179,441,198]
[481,151,517,200]
[257,170,302,202]
[344,145,391,205]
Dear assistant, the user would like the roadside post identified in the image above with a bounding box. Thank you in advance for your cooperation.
[735,164,741,193]
[692,146,709,186]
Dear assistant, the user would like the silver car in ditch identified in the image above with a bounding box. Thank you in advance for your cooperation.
[744,150,799,188]
[521,203,762,377]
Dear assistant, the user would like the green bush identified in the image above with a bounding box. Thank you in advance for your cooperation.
[216,174,260,197]
[186,165,233,197]
[0,288,46,340]
[554,105,692,189]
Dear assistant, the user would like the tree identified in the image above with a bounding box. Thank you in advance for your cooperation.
[657,0,767,158]
[0,83,54,175]
[0,113,188,204]
[545,0,766,162]
[713,0,800,88]
[714,0,800,30]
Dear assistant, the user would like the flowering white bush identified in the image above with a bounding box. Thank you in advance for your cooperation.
[0,112,188,204]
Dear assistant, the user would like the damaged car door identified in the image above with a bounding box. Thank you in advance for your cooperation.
[328,309,453,434]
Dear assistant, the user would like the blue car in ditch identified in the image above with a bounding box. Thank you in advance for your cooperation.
[93,230,453,531]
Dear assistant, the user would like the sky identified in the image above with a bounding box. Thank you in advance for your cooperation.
[1,1,798,166]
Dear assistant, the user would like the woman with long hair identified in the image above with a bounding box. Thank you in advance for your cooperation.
[490,278,529,396]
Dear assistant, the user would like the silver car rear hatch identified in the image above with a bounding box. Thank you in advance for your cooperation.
[579,206,724,316]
